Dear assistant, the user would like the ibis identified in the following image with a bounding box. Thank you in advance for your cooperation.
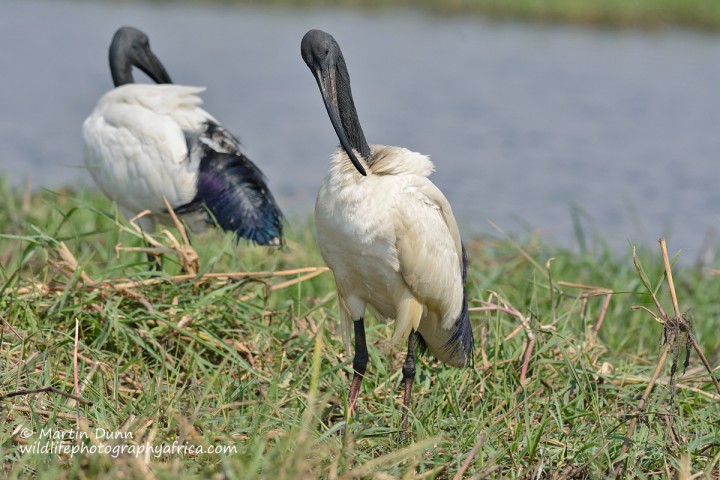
[83,27,284,249]
[301,29,474,435]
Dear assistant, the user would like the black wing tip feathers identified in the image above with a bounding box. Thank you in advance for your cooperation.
[176,134,284,245]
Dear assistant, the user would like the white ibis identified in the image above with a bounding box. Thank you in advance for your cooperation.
[83,27,283,250]
[301,29,474,436]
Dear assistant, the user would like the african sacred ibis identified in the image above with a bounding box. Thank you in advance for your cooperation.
[83,27,283,247]
[301,29,474,435]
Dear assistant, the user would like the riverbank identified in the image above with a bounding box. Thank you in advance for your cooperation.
[1,185,719,477]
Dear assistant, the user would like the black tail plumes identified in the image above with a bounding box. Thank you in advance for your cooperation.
[176,124,284,245]
[443,243,474,366]
[414,244,474,366]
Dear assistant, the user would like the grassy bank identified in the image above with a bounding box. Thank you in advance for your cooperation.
[1,182,719,478]
[184,0,720,31]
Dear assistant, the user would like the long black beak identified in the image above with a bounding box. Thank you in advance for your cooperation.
[313,67,367,176]
[137,50,172,84]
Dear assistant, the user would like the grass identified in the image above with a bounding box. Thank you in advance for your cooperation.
[178,0,720,31]
[0,179,719,479]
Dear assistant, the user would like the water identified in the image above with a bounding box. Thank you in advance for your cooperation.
[2,0,720,258]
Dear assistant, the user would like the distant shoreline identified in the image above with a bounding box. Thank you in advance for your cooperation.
[156,0,720,31]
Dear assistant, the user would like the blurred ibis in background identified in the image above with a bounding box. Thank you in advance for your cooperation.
[301,29,474,437]
[83,27,284,249]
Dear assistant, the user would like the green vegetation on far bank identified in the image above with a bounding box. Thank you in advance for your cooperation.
[182,0,720,31]
[1,181,719,478]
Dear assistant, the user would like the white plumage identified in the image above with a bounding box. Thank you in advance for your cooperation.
[83,84,214,232]
[315,145,466,366]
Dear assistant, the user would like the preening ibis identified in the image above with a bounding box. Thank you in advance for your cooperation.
[301,29,474,436]
[83,27,284,248]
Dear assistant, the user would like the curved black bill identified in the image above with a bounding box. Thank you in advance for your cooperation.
[315,68,367,176]
[138,50,172,84]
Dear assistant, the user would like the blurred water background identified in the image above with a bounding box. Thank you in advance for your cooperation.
[2,0,720,259]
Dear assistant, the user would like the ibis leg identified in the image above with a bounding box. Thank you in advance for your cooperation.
[136,219,162,270]
[146,250,162,270]
[348,318,368,412]
[401,333,417,439]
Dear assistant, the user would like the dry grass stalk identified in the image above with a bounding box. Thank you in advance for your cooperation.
[452,433,486,480]
[8,405,82,421]
[0,386,92,405]
[118,200,199,275]
[615,238,720,476]
[13,237,330,307]
[73,318,81,428]
[14,263,328,297]
[470,291,535,385]
[237,269,330,302]
[556,281,614,338]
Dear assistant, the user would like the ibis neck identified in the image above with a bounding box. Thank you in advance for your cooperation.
[336,57,371,160]
[109,47,133,86]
